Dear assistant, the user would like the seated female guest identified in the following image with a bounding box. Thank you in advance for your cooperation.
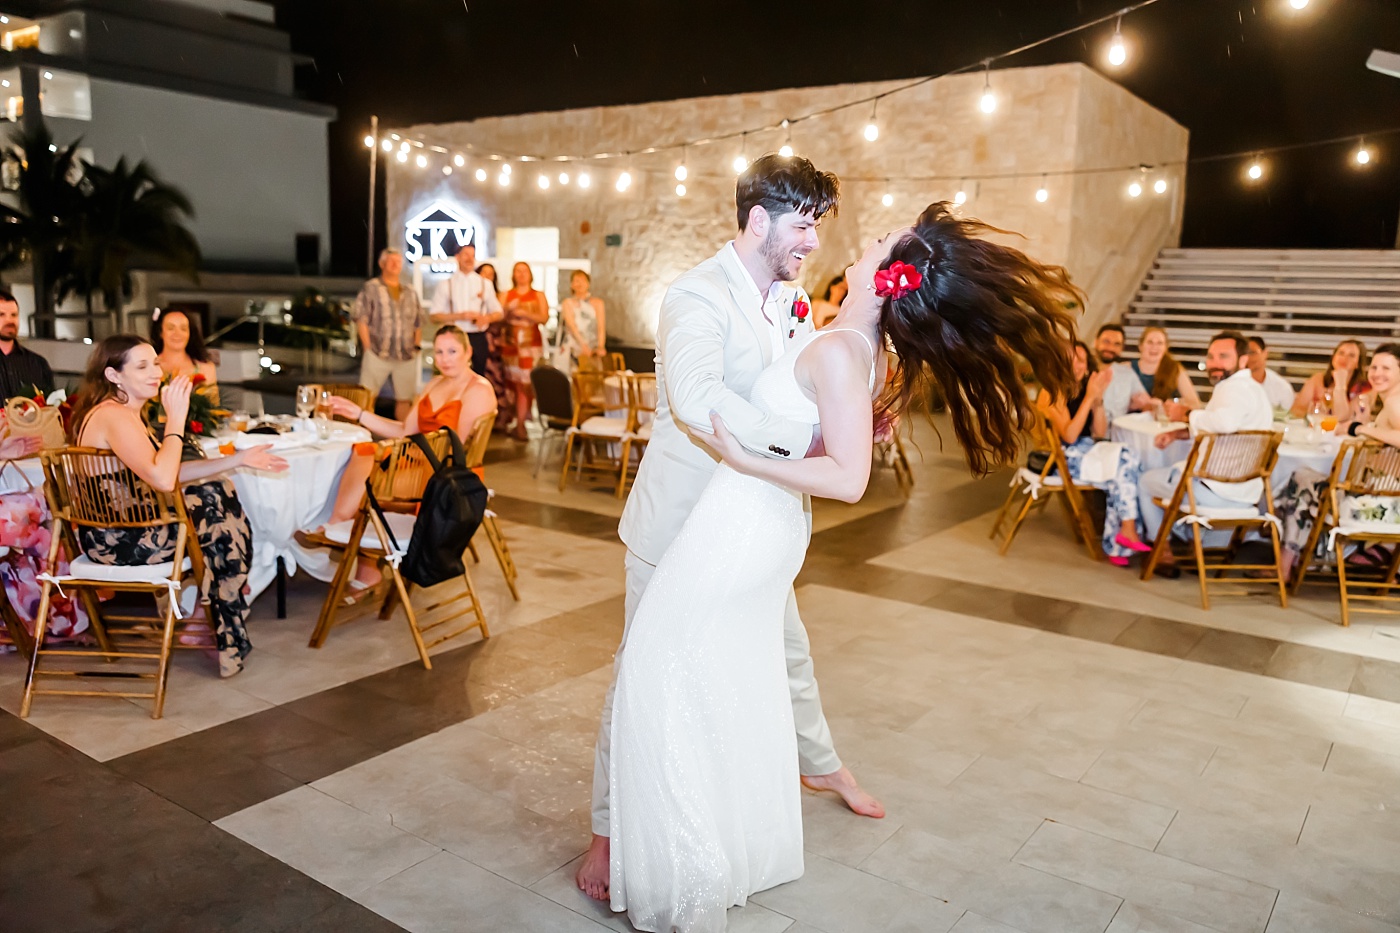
[813,272,847,329]
[1125,327,1202,418]
[151,308,219,405]
[1276,344,1400,579]
[1290,339,1368,422]
[70,336,288,677]
[322,325,497,590]
[1036,341,1151,565]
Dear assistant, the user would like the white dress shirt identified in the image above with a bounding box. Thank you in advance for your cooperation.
[1256,368,1296,411]
[1185,368,1275,502]
[725,242,798,361]
[429,271,502,333]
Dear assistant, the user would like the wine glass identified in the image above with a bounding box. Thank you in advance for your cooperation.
[296,385,317,420]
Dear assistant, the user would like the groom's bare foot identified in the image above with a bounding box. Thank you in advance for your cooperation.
[801,766,886,818]
[575,833,610,901]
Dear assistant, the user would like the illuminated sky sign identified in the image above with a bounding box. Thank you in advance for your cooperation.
[403,200,487,271]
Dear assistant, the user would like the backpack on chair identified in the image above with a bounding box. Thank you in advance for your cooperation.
[383,430,489,588]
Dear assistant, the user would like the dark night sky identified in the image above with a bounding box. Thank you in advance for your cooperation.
[272,0,1400,277]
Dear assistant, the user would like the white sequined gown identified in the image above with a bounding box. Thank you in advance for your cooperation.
[609,330,875,933]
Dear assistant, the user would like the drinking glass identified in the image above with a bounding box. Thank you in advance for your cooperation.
[230,410,250,432]
[317,389,333,420]
[296,385,317,420]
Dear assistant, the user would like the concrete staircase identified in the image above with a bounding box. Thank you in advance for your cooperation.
[1121,248,1400,393]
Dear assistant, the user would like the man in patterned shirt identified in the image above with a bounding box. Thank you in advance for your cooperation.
[354,248,422,419]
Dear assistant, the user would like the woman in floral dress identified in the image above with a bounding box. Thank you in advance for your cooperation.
[69,336,288,677]
[499,261,550,441]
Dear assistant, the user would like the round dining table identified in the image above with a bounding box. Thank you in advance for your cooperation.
[1109,411,1192,472]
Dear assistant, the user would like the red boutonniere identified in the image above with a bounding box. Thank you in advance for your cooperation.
[788,296,811,338]
[874,261,923,300]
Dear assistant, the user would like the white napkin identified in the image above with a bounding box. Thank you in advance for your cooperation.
[1079,441,1125,483]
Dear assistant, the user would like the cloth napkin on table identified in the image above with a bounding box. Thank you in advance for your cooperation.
[1079,441,1126,484]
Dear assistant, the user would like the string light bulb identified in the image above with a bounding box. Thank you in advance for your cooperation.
[1356,142,1373,165]
[396,150,408,163]
[734,134,748,174]
[497,171,510,186]
[1107,16,1128,68]
[453,154,465,167]
[779,144,794,158]
[363,135,375,148]
[1153,177,1168,194]
[1288,0,1308,9]
[577,172,591,189]
[881,182,894,208]
[979,62,997,114]
[500,163,512,175]
[780,120,794,158]
[474,167,487,182]
[415,154,427,168]
[399,141,410,152]
[537,174,550,189]
[953,181,968,206]
[1247,158,1264,181]
[380,139,392,152]
[1035,176,1049,202]
[1128,180,1143,198]
[676,183,687,197]
[559,172,570,185]
[864,101,880,142]
[616,170,632,192]
[442,165,452,176]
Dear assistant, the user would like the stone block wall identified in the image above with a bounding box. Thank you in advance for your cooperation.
[386,62,1187,345]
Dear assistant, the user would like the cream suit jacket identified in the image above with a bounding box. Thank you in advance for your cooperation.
[618,243,816,565]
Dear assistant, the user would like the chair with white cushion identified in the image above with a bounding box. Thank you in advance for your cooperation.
[1139,430,1285,609]
[616,372,657,499]
[559,370,630,492]
[989,409,1102,561]
[22,448,214,719]
[303,429,489,667]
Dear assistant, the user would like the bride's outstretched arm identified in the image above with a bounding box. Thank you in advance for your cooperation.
[701,336,873,502]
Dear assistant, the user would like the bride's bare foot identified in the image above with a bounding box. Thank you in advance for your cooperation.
[575,833,610,901]
[801,766,886,818]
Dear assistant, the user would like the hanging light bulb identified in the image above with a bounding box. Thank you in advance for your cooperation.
[453,154,465,167]
[538,174,550,189]
[864,101,880,142]
[1107,16,1128,68]
[578,172,592,189]
[780,120,794,158]
[1356,142,1373,165]
[675,163,688,181]
[779,144,794,158]
[415,154,427,168]
[1128,180,1143,198]
[954,188,968,206]
[1153,178,1168,194]
[1289,0,1308,9]
[616,170,632,192]
[979,62,997,114]
[442,165,452,176]
[1247,158,1264,181]
[380,139,392,153]
[676,183,687,197]
[497,172,510,186]
[399,141,410,152]
[881,182,894,208]
[733,134,748,174]
[559,172,570,185]
[396,150,408,163]
[1035,176,1049,202]
[363,134,376,148]
[474,167,488,182]
[501,162,512,175]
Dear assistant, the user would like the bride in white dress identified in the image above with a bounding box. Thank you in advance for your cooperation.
[609,203,1082,933]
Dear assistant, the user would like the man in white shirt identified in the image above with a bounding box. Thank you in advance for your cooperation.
[429,238,502,376]
[1095,323,1151,422]
[1246,336,1297,411]
[1138,331,1275,571]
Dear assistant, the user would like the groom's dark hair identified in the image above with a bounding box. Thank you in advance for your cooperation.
[736,154,840,231]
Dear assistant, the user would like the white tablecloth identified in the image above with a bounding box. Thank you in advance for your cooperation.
[0,425,371,601]
[1110,412,1192,473]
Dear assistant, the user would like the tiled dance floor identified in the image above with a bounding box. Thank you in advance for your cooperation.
[4,421,1400,932]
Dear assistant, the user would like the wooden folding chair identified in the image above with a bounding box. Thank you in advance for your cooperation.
[323,383,374,421]
[1287,443,1353,599]
[22,448,214,719]
[603,352,628,372]
[1139,430,1286,610]
[616,372,657,498]
[462,411,521,601]
[989,410,1101,561]
[304,430,488,668]
[559,370,629,492]
[1291,440,1400,626]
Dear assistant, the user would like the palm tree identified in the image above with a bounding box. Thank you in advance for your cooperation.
[58,157,201,332]
[0,122,86,338]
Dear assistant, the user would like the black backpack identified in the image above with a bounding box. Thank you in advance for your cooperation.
[367,430,488,588]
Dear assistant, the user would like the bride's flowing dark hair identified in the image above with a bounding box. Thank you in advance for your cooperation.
[878,202,1080,475]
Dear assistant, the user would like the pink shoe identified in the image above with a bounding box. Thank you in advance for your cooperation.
[1108,555,1131,567]
[1115,533,1152,554]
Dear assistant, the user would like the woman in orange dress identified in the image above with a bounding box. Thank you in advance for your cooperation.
[320,325,496,591]
[500,261,549,441]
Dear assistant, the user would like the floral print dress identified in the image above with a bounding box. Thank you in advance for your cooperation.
[77,473,255,678]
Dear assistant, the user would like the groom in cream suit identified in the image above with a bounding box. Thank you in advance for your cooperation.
[577,155,884,900]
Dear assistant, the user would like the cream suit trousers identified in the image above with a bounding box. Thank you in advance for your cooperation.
[590,549,841,836]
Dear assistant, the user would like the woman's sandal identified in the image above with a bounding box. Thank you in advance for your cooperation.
[342,578,381,607]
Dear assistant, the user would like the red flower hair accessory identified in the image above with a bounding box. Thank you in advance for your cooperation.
[874,261,923,300]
